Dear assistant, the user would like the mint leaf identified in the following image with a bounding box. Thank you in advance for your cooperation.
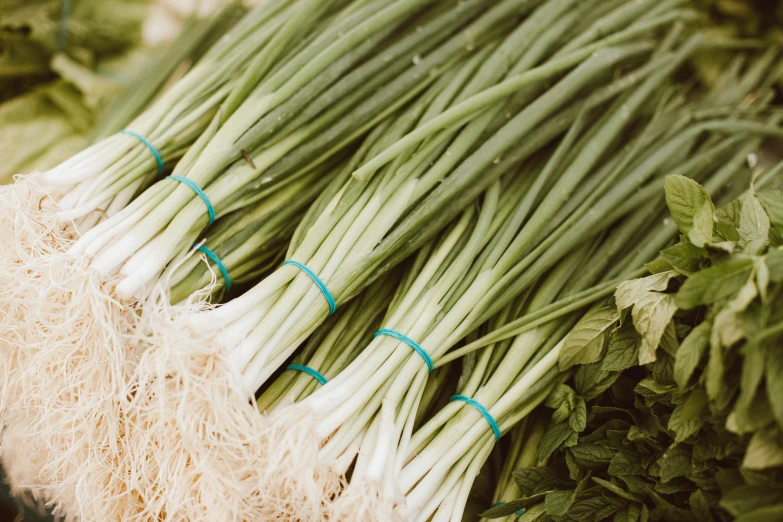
[660,242,708,276]
[602,323,641,372]
[675,257,754,309]
[538,421,575,461]
[559,306,618,370]
[569,397,588,433]
[757,190,783,233]
[569,443,617,469]
[667,389,707,442]
[658,444,692,483]
[609,451,646,476]
[615,271,678,310]
[664,175,715,243]
[739,192,770,253]
[512,467,561,496]
[716,199,742,227]
[612,503,647,522]
[673,321,710,389]
[575,362,620,401]
[631,292,677,364]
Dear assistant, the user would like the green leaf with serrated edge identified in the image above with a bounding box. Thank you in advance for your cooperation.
[575,362,621,401]
[545,489,575,516]
[715,221,741,242]
[569,443,616,469]
[632,292,677,364]
[568,495,625,521]
[717,199,742,227]
[676,257,754,309]
[615,271,678,310]
[569,397,587,433]
[512,467,561,497]
[768,248,783,282]
[720,485,783,516]
[766,347,783,431]
[674,322,710,389]
[592,477,643,503]
[545,384,576,410]
[668,389,707,442]
[609,451,646,476]
[658,444,692,483]
[757,190,783,232]
[690,198,715,247]
[733,342,765,433]
[537,421,575,461]
[660,242,708,276]
[651,351,676,386]
[743,427,783,470]
[602,323,641,372]
[659,321,679,357]
[559,306,618,370]
[739,192,771,251]
[664,175,715,243]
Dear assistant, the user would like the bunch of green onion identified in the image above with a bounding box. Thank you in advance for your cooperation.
[1,0,782,520]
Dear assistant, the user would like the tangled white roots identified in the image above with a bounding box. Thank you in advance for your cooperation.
[0,180,141,520]
[124,296,274,522]
[327,481,405,522]
[252,404,351,521]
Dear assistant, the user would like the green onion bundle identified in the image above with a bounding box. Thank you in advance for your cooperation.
[1,0,782,520]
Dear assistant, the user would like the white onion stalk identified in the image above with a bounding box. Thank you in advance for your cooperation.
[111,1,539,519]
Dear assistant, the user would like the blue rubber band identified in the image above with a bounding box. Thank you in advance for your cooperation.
[374,328,433,372]
[287,364,328,385]
[449,395,501,441]
[57,0,71,51]
[196,245,231,291]
[283,260,336,314]
[491,502,524,515]
[167,175,215,224]
[119,130,164,175]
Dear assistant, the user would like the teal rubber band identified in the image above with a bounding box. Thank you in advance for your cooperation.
[196,245,231,291]
[449,395,501,441]
[491,502,524,515]
[119,130,164,175]
[57,0,71,51]
[167,175,215,224]
[283,260,336,314]
[374,328,433,372]
[287,364,327,385]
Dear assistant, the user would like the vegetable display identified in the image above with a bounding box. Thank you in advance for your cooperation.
[0,0,781,521]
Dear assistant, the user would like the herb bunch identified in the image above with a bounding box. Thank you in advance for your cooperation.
[483,171,783,522]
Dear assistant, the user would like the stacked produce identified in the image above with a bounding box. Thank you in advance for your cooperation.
[0,0,781,521]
